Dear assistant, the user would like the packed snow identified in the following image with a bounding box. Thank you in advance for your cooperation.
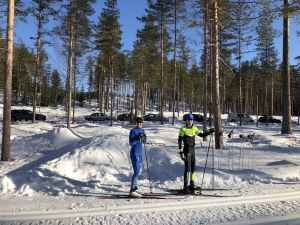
[1,103,300,224]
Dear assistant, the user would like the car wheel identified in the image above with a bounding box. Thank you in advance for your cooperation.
[105,118,109,121]
[11,117,16,122]
[120,118,124,121]
[231,119,235,122]
[250,120,254,123]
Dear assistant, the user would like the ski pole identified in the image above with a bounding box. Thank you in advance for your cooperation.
[238,134,245,170]
[247,133,251,169]
[144,143,153,193]
[200,133,212,192]
[211,131,215,189]
[219,129,225,169]
[187,152,191,188]
[227,130,234,170]
[247,133,255,169]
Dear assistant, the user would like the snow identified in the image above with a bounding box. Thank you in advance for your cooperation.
[1,103,300,224]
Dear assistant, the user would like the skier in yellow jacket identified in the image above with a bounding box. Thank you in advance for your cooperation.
[178,114,214,192]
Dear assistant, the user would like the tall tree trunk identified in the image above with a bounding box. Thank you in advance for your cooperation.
[110,57,114,126]
[271,73,273,116]
[172,0,177,126]
[1,0,14,161]
[67,0,73,128]
[281,0,292,134]
[203,0,208,141]
[33,12,41,123]
[211,2,222,149]
[160,22,164,125]
[72,44,77,124]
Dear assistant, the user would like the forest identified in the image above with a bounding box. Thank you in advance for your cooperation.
[1,0,300,160]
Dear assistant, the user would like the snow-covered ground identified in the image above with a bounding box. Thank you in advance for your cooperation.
[1,103,300,224]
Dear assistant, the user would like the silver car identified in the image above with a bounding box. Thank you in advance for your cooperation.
[84,113,110,121]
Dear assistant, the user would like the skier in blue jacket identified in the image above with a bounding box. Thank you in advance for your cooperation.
[129,117,147,197]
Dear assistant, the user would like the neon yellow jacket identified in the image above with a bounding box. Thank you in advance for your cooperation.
[178,125,206,152]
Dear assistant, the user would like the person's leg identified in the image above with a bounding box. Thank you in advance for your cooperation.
[130,151,139,190]
[183,152,189,188]
[189,148,197,188]
[135,153,143,188]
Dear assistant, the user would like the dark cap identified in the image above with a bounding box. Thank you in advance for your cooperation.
[136,117,143,122]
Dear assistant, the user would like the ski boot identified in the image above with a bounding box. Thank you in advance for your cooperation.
[129,187,143,198]
[189,181,201,194]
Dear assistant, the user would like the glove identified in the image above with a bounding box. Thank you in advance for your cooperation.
[139,133,146,139]
[179,152,186,161]
[208,128,215,134]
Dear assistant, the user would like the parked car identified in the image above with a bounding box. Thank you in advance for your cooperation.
[227,113,254,123]
[143,113,169,122]
[84,113,110,121]
[258,116,281,123]
[183,114,207,122]
[117,113,135,122]
[11,109,46,122]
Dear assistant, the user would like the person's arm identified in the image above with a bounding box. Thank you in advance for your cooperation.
[129,129,139,146]
[198,127,214,137]
[178,128,185,161]
[141,129,147,144]
[178,128,184,153]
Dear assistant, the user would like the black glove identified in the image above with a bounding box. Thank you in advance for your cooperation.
[179,152,186,161]
[139,133,146,139]
[209,128,215,134]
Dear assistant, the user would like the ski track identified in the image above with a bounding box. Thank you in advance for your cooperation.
[2,190,300,224]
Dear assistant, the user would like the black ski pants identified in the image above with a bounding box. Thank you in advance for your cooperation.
[183,146,196,187]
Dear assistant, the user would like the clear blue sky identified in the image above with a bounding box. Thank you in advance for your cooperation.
[13,0,299,75]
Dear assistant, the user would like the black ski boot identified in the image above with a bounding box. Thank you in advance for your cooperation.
[189,181,200,193]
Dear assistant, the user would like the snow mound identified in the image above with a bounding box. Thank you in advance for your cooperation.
[39,127,83,149]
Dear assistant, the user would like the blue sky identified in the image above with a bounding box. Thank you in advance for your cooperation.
[13,0,299,77]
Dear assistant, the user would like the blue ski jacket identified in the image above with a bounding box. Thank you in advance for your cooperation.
[129,126,147,152]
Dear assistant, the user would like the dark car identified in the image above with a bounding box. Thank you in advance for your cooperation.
[143,113,169,122]
[183,114,207,122]
[117,113,135,122]
[84,113,110,121]
[11,109,46,122]
[258,116,281,123]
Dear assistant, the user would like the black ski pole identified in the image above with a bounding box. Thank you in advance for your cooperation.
[211,131,214,189]
[144,143,153,193]
[238,134,245,170]
[227,130,234,170]
[200,134,212,192]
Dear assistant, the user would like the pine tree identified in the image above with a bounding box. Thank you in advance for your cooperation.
[94,0,122,126]
[227,0,253,126]
[281,0,292,134]
[2,0,15,161]
[211,1,223,150]
[50,69,61,106]
[85,56,95,105]
[255,2,280,126]
[139,0,174,125]
[53,0,95,127]
[131,15,160,118]
[28,0,62,122]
